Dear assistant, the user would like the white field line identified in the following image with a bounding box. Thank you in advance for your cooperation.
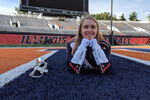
[0,50,58,88]
[118,48,150,54]
[111,53,150,66]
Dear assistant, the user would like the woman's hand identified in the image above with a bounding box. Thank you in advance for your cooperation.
[89,39,98,48]
[80,38,90,47]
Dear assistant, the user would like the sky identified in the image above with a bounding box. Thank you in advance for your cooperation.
[0,0,150,21]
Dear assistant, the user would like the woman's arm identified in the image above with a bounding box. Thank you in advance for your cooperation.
[90,39,112,73]
[66,42,81,74]
[66,42,73,66]
[99,40,111,59]
[66,39,89,74]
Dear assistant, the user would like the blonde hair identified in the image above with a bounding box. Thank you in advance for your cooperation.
[72,15,104,55]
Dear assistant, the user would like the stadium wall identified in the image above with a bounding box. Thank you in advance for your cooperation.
[0,34,72,45]
[108,36,150,45]
[0,33,150,45]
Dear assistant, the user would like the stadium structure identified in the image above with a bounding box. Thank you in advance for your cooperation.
[0,0,150,45]
[0,14,150,45]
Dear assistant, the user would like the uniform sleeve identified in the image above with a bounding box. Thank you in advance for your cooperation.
[66,42,81,73]
[97,40,112,73]
[99,40,111,59]
[66,42,73,66]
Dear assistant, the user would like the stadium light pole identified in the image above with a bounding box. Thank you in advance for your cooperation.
[110,0,114,45]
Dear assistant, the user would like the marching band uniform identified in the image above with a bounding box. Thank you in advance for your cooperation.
[66,38,112,74]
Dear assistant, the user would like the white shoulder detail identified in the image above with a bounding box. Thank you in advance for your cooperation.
[70,42,75,49]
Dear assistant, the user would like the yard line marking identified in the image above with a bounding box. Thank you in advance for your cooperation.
[0,50,58,88]
[112,53,150,66]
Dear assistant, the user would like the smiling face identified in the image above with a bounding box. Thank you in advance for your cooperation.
[73,16,104,55]
[81,19,98,40]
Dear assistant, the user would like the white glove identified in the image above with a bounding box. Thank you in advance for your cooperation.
[79,38,90,48]
[71,38,90,65]
[90,39,108,65]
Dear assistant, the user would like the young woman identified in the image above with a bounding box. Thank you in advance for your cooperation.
[66,15,111,74]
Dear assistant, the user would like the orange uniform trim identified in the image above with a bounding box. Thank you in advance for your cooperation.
[69,63,79,73]
[103,63,111,72]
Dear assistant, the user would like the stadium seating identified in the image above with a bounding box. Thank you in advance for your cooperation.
[0,14,150,37]
[129,22,150,31]
[102,21,137,31]
[0,15,12,26]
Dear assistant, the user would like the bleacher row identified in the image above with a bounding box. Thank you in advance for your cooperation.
[0,14,150,36]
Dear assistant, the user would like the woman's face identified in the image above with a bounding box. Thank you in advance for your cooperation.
[81,19,98,40]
